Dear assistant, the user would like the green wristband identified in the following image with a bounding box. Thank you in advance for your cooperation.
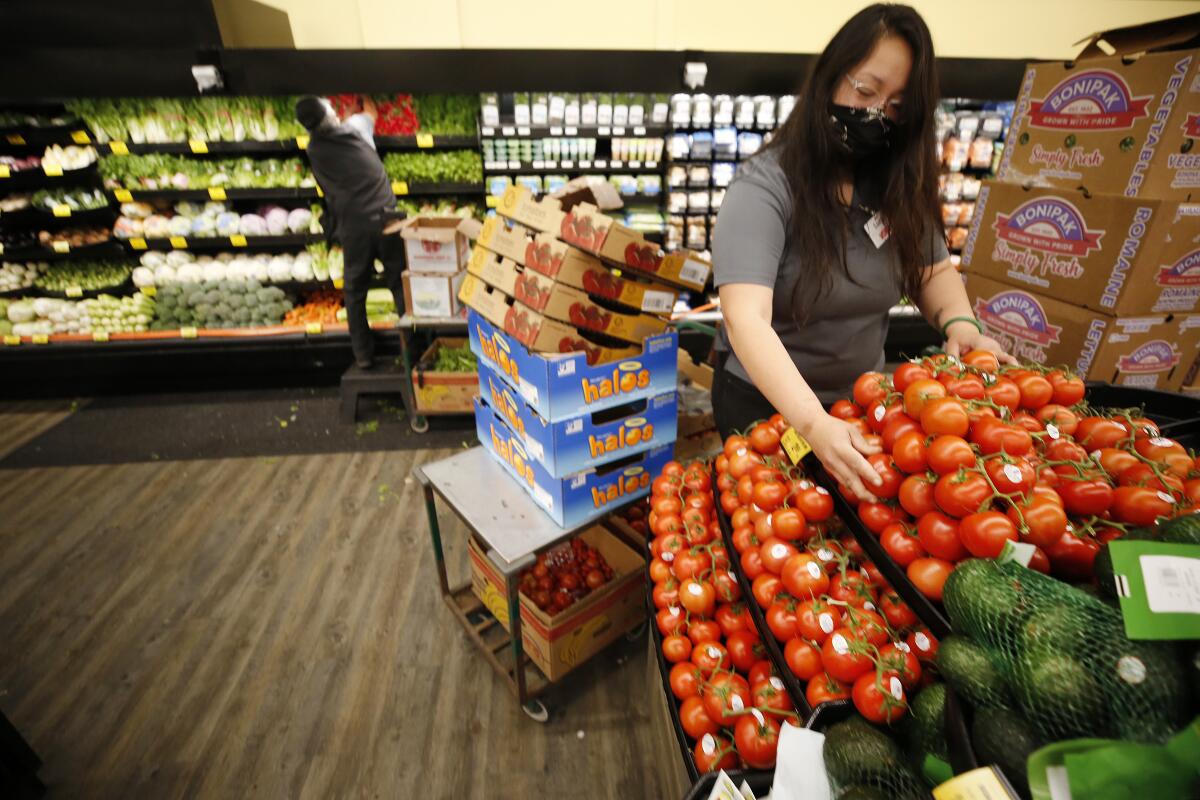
[940,316,983,338]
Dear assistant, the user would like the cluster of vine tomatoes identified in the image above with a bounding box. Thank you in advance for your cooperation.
[832,351,1200,595]
[518,537,614,614]
[648,458,794,772]
[714,416,941,726]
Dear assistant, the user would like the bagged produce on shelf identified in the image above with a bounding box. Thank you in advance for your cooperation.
[35,261,131,292]
[67,97,303,143]
[4,292,154,335]
[41,144,96,171]
[31,188,108,213]
[283,288,342,326]
[37,226,110,248]
[0,262,48,292]
[151,279,293,330]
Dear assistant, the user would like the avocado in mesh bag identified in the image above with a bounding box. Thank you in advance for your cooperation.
[823,717,928,800]
[937,636,1012,710]
[971,707,1041,800]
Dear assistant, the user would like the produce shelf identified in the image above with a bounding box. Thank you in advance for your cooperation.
[0,163,99,191]
[116,233,323,252]
[0,124,91,148]
[97,140,306,156]
[483,161,660,175]
[2,240,126,262]
[0,320,409,348]
[108,187,319,202]
[481,123,669,139]
[375,134,479,150]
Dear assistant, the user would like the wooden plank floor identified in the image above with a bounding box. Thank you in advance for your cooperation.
[0,402,679,799]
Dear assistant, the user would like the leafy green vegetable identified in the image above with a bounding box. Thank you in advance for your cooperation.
[99,155,312,190]
[66,97,303,143]
[410,95,479,136]
[35,261,132,292]
[432,343,476,372]
[382,150,482,184]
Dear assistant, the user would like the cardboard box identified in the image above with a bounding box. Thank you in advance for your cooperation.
[467,309,678,423]
[459,272,641,366]
[466,246,668,345]
[401,269,467,318]
[410,337,479,415]
[966,272,1200,390]
[998,46,1200,199]
[479,358,677,478]
[475,395,674,528]
[467,525,644,681]
[497,185,712,291]
[476,216,680,316]
[961,181,1198,315]
[400,216,475,274]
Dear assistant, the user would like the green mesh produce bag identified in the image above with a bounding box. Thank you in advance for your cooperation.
[822,717,930,800]
[941,559,1194,745]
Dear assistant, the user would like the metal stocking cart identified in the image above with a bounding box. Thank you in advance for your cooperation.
[415,446,638,721]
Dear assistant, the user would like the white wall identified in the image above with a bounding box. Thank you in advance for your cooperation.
[256,0,1200,59]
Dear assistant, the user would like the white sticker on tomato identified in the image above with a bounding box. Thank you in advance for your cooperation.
[1117,656,1147,685]
[687,582,706,597]
[1046,423,1060,439]
[770,543,789,560]
[816,486,830,496]
[1157,491,1176,505]
[1149,437,1174,448]
[770,677,785,691]
[895,640,911,653]
[1090,450,1103,462]
[817,548,835,562]
[889,676,904,700]
[863,601,877,612]
[701,733,716,755]
[707,645,721,660]
[914,632,931,652]
[662,550,675,562]
[800,480,813,490]
[819,613,835,634]
[874,405,886,422]
[831,633,849,655]
[731,694,745,712]
[807,561,822,579]
[1003,464,1023,483]
[750,708,766,726]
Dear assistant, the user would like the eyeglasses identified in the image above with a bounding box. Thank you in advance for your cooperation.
[845,74,903,120]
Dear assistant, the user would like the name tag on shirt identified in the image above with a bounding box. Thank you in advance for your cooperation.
[865,213,890,248]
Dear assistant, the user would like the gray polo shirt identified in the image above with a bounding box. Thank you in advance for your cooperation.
[713,149,946,403]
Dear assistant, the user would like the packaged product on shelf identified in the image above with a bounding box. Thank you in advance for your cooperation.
[466,307,676,421]
[712,95,733,126]
[670,93,691,127]
[513,93,531,126]
[734,95,756,127]
[638,176,662,196]
[612,94,629,127]
[474,394,674,529]
[497,185,711,291]
[467,522,644,680]
[650,94,670,125]
[756,94,778,128]
[738,132,764,158]
[480,93,500,128]
[776,95,795,124]
[713,127,737,158]
[475,217,679,315]
[596,94,613,126]
[531,93,549,126]
[547,93,565,125]
[478,359,676,477]
[628,94,647,126]
[962,180,1197,314]
[710,188,726,210]
[398,216,475,274]
[402,270,467,318]
[690,94,712,128]
[465,247,668,344]
[581,94,598,126]
[965,272,1200,389]
[688,190,710,211]
[998,33,1200,199]
[712,163,736,188]
[515,175,543,195]
[689,131,714,160]
[564,94,581,126]
[668,133,690,160]
[687,165,711,187]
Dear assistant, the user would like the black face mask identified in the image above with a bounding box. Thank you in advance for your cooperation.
[829,104,895,160]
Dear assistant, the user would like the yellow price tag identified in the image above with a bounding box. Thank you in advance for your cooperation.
[230,234,248,247]
[142,286,157,297]
[43,163,64,177]
[66,286,83,298]
[296,135,310,150]
[189,140,209,153]
[392,181,409,196]
[32,334,49,345]
[208,187,227,201]
[333,278,344,289]
[53,204,71,217]
[486,195,500,209]
[52,241,70,253]
[3,335,20,346]
[305,322,323,334]
[129,237,148,250]
[6,134,25,145]
[315,184,324,197]
[108,141,129,156]
[780,428,812,465]
[114,189,133,203]
[0,165,9,179]
[180,326,199,339]
[416,133,435,148]
[71,130,91,144]
[933,767,1017,800]
[169,236,188,249]
[92,331,110,342]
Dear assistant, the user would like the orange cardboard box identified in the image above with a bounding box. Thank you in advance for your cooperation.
[961,181,1199,315]
[466,524,645,681]
[458,271,639,366]
[496,185,711,291]
[466,246,667,346]
[998,33,1199,199]
[410,337,479,414]
[476,216,680,316]
[966,272,1200,390]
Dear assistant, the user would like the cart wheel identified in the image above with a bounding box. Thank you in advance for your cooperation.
[624,621,648,641]
[410,415,430,433]
[522,699,549,723]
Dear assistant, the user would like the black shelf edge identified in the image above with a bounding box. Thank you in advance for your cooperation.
[375,134,479,150]
[0,164,100,191]
[2,240,127,262]
[109,187,318,202]
[483,163,661,176]
[394,181,484,196]
[97,140,304,156]
[116,233,323,252]
[480,124,668,139]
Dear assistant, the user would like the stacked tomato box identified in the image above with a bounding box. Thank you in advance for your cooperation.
[461,183,713,529]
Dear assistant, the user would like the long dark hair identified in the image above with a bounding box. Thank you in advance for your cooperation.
[767,3,942,323]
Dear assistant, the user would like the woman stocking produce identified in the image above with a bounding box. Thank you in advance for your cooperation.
[712,3,1010,502]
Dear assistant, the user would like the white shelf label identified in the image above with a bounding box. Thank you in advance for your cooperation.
[629,160,641,169]
[647,161,658,169]
[481,126,495,136]
[517,126,531,136]
[613,127,626,136]
[550,126,564,136]
[532,160,545,169]
[545,161,557,170]
[507,160,521,170]
[594,160,607,168]
[634,126,647,135]
[610,161,622,168]
[501,126,516,136]
[565,126,578,135]
[597,127,610,136]
[561,160,573,169]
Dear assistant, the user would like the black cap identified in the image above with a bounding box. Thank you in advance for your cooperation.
[295,96,329,131]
